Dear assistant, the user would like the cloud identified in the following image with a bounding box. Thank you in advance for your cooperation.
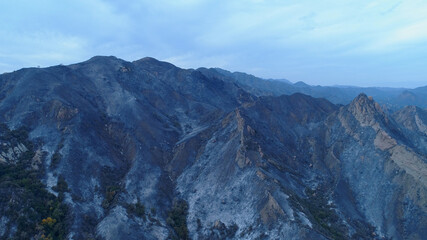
[0,0,133,69]
[0,0,426,87]
[374,20,427,49]
[0,30,87,69]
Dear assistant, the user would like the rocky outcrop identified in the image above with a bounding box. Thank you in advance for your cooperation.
[0,125,29,164]
[260,193,285,224]
[0,142,28,163]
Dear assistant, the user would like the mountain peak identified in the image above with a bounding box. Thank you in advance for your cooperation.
[347,93,386,127]
[352,92,371,102]
[134,56,159,62]
[132,57,176,71]
[293,81,309,87]
[350,93,378,110]
[85,55,121,64]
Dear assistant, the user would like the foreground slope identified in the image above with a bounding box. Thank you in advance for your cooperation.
[0,56,425,239]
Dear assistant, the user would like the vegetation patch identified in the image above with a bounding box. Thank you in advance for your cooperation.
[167,200,189,240]
[285,186,347,240]
[52,175,69,193]
[102,185,121,209]
[50,139,64,169]
[50,152,62,169]
[125,198,146,219]
[0,125,69,239]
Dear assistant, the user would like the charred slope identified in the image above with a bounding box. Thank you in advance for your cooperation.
[0,56,426,240]
[0,56,256,239]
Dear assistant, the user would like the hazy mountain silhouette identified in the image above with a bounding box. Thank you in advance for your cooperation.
[211,68,427,110]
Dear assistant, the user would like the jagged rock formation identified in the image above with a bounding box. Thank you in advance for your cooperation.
[0,56,426,239]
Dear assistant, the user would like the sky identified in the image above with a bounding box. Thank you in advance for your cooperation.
[1,0,426,88]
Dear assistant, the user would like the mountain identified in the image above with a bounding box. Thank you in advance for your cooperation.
[210,68,427,110]
[0,56,426,239]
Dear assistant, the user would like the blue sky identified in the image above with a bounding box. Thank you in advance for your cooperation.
[1,0,426,87]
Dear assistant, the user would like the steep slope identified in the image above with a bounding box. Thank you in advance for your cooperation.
[392,106,427,158]
[394,106,427,136]
[0,57,426,240]
[330,94,427,239]
[177,92,427,239]
[0,56,255,239]
[177,93,340,239]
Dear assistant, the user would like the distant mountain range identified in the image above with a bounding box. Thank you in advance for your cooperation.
[0,56,426,239]
[210,67,427,110]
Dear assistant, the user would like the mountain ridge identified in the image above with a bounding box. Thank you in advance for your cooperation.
[0,56,426,239]
[210,67,427,110]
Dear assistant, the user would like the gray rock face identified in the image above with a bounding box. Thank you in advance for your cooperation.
[0,56,426,239]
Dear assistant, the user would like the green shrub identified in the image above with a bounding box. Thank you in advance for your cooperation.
[50,139,64,169]
[102,185,121,209]
[135,201,145,217]
[50,152,62,168]
[167,200,189,240]
[52,175,69,193]
[125,198,146,219]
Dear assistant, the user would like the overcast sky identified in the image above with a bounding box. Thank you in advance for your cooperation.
[1,0,426,87]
